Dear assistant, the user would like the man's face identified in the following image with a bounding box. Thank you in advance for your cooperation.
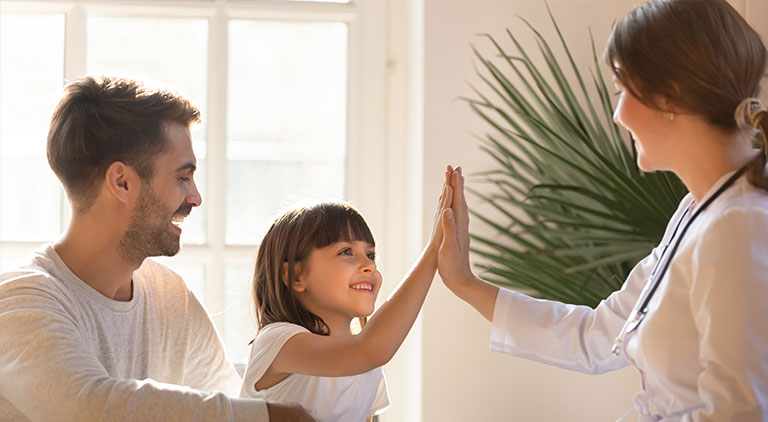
[118,122,201,265]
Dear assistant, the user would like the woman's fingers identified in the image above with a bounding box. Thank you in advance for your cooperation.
[447,167,470,250]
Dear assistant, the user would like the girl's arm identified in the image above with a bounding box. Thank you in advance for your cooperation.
[263,169,454,379]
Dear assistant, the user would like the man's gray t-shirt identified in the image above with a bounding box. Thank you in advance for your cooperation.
[0,244,267,421]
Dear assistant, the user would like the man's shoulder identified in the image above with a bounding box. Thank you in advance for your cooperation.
[0,264,70,315]
[134,259,206,316]
[135,258,187,292]
[0,244,62,296]
[0,267,56,290]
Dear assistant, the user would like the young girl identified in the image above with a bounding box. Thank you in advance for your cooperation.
[239,171,456,421]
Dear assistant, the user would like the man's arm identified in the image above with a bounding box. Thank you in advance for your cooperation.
[267,403,314,422]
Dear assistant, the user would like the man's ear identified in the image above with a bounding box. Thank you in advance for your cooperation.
[104,161,138,203]
[281,262,306,293]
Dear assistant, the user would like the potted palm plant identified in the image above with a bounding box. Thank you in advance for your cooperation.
[466,7,688,307]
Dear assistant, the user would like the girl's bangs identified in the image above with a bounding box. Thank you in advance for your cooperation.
[308,203,375,249]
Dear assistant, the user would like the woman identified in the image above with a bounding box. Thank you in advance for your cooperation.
[436,0,768,420]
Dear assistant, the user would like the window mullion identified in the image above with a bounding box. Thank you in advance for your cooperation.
[205,5,229,325]
[60,3,87,234]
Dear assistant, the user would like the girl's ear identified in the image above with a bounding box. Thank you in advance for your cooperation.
[281,262,306,293]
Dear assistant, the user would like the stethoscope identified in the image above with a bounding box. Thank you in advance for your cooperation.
[611,164,749,356]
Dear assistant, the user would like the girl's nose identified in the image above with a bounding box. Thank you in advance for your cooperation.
[360,257,375,272]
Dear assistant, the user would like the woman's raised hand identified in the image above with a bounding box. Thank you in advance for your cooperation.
[438,165,499,322]
[437,166,473,291]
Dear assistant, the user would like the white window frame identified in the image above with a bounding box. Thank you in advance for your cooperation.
[0,0,388,322]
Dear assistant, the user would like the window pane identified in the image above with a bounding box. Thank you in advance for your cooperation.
[225,263,256,364]
[87,16,209,244]
[227,20,348,245]
[0,14,65,241]
[227,161,345,244]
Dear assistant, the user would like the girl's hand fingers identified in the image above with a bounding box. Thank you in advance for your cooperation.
[439,208,458,256]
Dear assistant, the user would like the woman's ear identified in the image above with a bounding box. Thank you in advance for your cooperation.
[281,262,306,293]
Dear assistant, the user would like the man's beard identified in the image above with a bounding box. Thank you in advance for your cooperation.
[118,183,191,266]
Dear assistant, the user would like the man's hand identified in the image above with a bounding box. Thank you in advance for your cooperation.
[266,402,316,422]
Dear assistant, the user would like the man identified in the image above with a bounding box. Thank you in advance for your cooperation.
[0,76,313,421]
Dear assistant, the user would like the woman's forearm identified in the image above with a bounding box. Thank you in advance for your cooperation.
[447,273,499,323]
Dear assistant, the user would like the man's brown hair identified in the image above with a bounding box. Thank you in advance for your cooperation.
[47,76,201,212]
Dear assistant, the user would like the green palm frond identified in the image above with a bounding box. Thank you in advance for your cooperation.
[467,8,687,307]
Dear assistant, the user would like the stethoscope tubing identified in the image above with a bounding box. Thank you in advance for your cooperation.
[611,165,749,356]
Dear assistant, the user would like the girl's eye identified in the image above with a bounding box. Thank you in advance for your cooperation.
[339,248,353,256]
[367,252,376,261]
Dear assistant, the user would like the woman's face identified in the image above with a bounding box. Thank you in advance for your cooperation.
[612,78,676,172]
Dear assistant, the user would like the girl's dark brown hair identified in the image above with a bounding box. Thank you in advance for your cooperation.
[253,202,375,336]
[606,0,768,189]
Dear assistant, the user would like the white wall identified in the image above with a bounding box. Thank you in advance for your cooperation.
[416,1,768,421]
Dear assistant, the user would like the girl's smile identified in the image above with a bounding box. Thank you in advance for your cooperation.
[293,240,382,334]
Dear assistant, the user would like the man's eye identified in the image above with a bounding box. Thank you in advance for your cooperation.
[179,176,191,182]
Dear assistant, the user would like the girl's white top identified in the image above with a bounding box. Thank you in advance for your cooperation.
[489,169,768,421]
[240,322,390,422]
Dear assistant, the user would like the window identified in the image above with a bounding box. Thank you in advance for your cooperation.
[0,0,390,366]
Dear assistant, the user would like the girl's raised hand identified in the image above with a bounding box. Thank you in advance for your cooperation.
[426,166,454,254]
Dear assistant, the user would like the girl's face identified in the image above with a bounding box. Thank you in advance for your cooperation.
[293,239,382,334]
[612,78,676,172]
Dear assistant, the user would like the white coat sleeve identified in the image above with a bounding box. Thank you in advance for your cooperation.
[684,208,768,421]
[491,229,675,374]
[488,194,696,375]
[489,250,654,374]
[0,273,268,422]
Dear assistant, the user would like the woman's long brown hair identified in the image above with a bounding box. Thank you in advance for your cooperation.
[606,0,768,189]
